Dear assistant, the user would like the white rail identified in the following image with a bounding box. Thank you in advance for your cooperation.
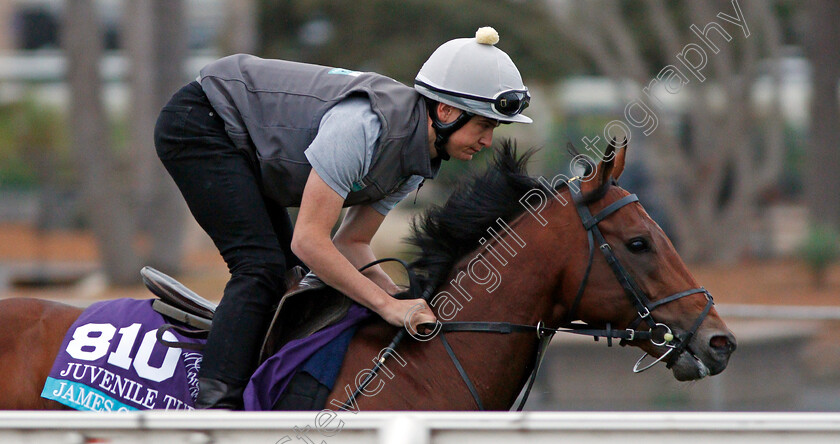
[1,411,840,443]
[717,304,840,320]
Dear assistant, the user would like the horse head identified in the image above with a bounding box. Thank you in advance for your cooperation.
[404,138,736,411]
[548,138,736,381]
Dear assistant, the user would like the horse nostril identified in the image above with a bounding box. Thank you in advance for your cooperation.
[709,334,736,354]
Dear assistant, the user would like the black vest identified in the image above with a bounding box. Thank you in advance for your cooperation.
[199,55,438,207]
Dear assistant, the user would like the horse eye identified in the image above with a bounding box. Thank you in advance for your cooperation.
[626,237,650,253]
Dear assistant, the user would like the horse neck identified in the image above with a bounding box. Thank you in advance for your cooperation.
[434,211,564,324]
[436,189,586,323]
[423,205,580,409]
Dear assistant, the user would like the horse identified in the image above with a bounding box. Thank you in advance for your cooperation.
[0,140,735,411]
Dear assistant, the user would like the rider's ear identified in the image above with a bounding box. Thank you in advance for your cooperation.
[611,138,628,181]
[436,103,458,123]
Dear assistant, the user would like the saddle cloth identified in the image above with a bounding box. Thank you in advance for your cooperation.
[40,298,204,411]
[41,268,373,411]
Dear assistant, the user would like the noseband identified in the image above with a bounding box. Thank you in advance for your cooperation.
[341,179,716,412]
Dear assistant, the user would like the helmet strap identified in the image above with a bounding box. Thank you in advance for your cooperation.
[426,98,473,161]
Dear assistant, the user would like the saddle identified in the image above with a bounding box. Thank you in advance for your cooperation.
[141,266,352,361]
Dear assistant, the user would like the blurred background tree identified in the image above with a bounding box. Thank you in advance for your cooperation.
[2,0,838,282]
[62,0,188,285]
[252,0,587,194]
[255,0,576,84]
[124,0,189,277]
[64,0,139,284]
[802,0,840,229]
[543,0,790,262]
[251,0,840,264]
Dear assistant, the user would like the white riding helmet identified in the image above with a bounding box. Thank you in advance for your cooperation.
[415,27,532,124]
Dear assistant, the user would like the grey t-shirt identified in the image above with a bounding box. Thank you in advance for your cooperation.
[305,97,424,216]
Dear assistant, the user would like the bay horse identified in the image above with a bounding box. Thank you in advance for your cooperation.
[0,140,735,411]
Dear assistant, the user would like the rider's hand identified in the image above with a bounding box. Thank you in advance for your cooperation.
[379,297,437,333]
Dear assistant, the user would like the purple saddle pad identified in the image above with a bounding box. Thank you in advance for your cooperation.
[41,298,370,411]
[40,298,203,411]
[243,304,372,410]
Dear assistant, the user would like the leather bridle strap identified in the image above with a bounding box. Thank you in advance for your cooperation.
[667,290,714,362]
[357,257,422,301]
[590,224,658,329]
[433,321,556,411]
[439,321,657,342]
[429,317,681,411]
[564,192,648,326]
[438,332,485,410]
[582,195,641,230]
[571,191,659,331]
[565,229,595,324]
[649,288,708,311]
[515,331,553,411]
[340,257,428,411]
[566,184,716,369]
[429,319,665,411]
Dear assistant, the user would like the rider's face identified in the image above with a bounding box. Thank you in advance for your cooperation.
[438,105,499,161]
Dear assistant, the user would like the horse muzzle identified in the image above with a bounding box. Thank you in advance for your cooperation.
[662,328,736,381]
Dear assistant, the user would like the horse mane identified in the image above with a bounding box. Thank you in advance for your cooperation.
[407,139,612,296]
[407,140,537,294]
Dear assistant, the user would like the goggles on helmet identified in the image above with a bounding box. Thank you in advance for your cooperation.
[491,90,531,116]
[414,80,530,118]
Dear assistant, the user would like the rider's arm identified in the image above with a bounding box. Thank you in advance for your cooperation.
[333,204,402,295]
[291,169,435,328]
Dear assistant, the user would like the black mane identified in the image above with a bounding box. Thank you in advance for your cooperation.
[407,140,613,296]
[407,140,540,295]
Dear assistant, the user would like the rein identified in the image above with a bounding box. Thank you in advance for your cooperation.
[342,179,715,411]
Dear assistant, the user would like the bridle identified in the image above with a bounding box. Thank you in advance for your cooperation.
[563,177,715,374]
[341,178,715,412]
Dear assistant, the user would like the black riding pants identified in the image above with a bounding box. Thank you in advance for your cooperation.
[154,81,302,386]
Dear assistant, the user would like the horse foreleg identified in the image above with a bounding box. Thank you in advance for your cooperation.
[0,299,82,410]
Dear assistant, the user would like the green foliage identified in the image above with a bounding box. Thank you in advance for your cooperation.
[0,95,134,192]
[799,223,840,287]
[0,97,69,188]
[257,0,580,84]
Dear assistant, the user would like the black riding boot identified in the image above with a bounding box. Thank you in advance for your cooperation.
[195,377,245,410]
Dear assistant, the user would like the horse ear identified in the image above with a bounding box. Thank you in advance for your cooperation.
[611,138,628,180]
[599,138,617,182]
[580,139,616,194]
